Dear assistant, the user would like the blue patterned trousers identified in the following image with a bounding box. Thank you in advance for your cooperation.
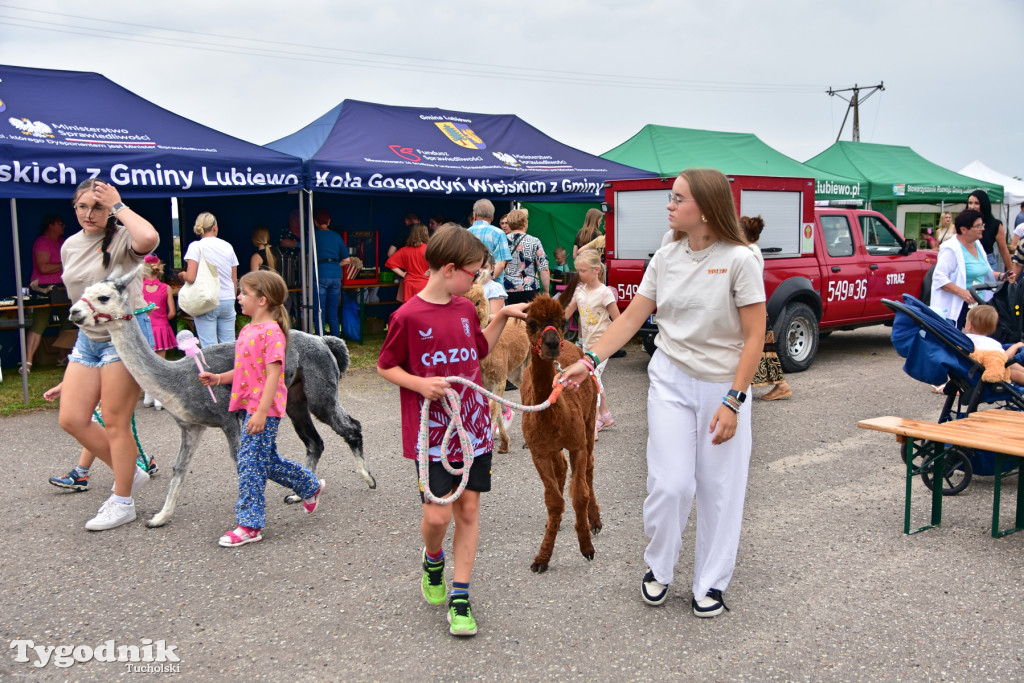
[235,414,319,529]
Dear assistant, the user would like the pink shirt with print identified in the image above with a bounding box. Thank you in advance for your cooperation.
[229,321,288,417]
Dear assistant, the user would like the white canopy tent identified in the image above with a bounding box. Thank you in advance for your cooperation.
[959,160,1024,223]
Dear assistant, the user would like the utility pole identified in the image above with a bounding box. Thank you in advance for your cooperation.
[827,82,885,142]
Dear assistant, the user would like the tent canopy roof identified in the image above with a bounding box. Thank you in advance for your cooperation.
[266,99,652,201]
[0,64,303,198]
[600,124,867,201]
[959,160,1024,206]
[805,141,1003,203]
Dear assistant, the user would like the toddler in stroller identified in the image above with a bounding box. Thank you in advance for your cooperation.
[962,305,1024,384]
[887,293,1024,494]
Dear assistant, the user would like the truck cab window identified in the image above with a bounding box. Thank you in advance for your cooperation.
[821,215,854,257]
[861,216,903,255]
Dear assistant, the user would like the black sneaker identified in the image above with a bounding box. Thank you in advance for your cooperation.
[641,569,668,606]
[692,588,729,618]
[49,469,89,492]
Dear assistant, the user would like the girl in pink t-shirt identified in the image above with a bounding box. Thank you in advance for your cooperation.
[199,271,323,547]
[141,255,176,410]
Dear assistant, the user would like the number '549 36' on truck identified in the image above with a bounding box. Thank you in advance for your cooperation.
[603,175,934,372]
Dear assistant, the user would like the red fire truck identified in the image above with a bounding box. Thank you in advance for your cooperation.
[603,175,935,372]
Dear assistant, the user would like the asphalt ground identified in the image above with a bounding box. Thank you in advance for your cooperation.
[2,329,1023,681]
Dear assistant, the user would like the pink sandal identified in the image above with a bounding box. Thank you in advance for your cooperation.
[218,526,262,547]
[596,413,615,432]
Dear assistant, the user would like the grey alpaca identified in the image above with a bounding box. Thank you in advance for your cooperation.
[68,267,376,528]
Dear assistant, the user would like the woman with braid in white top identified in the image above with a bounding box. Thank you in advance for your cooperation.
[558,168,765,617]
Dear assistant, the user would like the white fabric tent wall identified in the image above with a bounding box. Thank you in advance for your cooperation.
[959,161,1024,224]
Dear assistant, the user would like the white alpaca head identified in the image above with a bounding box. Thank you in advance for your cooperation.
[68,265,143,328]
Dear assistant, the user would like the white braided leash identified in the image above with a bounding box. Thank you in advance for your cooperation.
[416,376,566,505]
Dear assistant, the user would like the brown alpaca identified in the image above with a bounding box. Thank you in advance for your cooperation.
[463,283,531,453]
[520,295,601,572]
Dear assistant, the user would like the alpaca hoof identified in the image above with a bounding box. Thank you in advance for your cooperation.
[530,561,549,573]
[582,551,595,561]
[362,471,377,489]
[591,524,602,536]
[283,494,301,504]
[497,445,509,454]
[146,514,168,528]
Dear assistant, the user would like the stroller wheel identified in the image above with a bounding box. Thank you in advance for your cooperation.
[921,447,973,496]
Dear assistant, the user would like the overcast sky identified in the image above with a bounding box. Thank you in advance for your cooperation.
[2,0,1021,179]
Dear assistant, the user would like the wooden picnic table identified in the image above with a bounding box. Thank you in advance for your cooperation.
[859,410,1024,537]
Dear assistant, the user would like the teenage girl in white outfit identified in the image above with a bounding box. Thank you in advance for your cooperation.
[558,169,765,617]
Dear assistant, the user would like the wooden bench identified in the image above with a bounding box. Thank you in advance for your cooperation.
[859,411,1024,537]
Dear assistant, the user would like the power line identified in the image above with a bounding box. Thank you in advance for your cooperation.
[0,5,825,94]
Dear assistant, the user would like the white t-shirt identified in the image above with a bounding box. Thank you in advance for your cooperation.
[184,237,239,300]
[966,332,1002,352]
[483,279,507,301]
[573,283,616,350]
[747,243,764,270]
[637,239,765,383]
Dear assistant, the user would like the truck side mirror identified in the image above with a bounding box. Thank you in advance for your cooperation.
[901,240,917,255]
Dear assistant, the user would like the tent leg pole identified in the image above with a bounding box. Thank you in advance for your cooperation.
[10,199,29,404]
[296,192,308,332]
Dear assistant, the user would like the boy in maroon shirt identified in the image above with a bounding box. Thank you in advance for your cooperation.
[377,224,527,637]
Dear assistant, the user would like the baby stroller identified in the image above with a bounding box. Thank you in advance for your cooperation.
[886,292,1024,495]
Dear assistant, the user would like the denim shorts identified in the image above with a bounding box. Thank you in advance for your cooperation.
[69,312,153,368]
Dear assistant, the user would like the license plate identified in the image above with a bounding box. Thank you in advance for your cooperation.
[647,313,657,325]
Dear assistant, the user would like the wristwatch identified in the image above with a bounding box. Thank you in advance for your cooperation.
[111,201,128,215]
[727,389,747,404]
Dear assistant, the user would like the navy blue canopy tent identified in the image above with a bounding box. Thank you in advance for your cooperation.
[0,64,306,397]
[267,99,651,202]
[266,100,651,321]
[0,64,303,199]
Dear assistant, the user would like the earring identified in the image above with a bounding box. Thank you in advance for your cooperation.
[701,214,708,223]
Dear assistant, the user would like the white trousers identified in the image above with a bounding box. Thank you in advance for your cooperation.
[642,350,752,600]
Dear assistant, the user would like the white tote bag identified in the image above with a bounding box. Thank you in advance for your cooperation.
[178,246,219,316]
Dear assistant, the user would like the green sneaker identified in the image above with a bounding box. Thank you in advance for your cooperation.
[421,549,446,605]
[447,596,477,637]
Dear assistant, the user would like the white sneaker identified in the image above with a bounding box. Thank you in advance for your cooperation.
[111,465,150,495]
[641,569,669,606]
[142,393,154,407]
[153,399,163,411]
[85,497,137,531]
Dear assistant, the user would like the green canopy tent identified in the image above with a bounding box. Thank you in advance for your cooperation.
[519,201,595,270]
[805,141,1004,243]
[525,124,868,269]
[601,125,869,203]
[805,141,1003,203]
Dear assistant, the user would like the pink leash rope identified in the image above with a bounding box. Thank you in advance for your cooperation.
[417,376,565,505]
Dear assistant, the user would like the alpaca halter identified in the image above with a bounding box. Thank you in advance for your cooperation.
[78,297,155,324]
[532,325,564,356]
[417,376,564,505]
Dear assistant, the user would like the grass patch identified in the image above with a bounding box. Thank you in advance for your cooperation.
[346,333,385,370]
[0,330,384,417]
[0,365,65,416]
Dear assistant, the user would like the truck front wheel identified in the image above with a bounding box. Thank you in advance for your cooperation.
[774,302,819,373]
